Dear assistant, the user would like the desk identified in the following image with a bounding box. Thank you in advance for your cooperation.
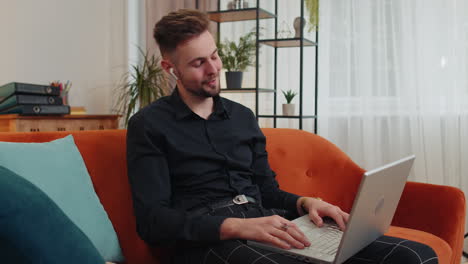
[0,114,120,132]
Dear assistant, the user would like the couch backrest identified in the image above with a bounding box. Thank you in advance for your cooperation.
[262,128,365,212]
[0,128,364,264]
[0,130,158,264]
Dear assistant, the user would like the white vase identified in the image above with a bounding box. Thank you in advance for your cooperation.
[282,104,295,116]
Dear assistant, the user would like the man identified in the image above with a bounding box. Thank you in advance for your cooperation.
[126,9,437,264]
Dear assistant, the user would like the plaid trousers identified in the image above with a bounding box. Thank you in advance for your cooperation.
[172,204,438,264]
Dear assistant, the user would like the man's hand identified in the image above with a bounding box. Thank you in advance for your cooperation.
[219,215,311,249]
[298,197,349,231]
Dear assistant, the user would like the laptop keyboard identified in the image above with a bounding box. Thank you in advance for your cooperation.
[304,224,342,255]
[294,218,344,257]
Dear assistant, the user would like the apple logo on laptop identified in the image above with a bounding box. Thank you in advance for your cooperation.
[374,196,385,216]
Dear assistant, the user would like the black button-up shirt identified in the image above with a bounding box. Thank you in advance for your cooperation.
[126,88,300,246]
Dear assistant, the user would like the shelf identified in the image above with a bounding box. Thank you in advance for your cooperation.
[257,115,317,119]
[258,38,317,48]
[221,88,275,93]
[0,114,120,132]
[207,8,275,22]
[208,0,318,132]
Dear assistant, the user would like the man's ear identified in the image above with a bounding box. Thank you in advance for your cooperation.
[160,59,172,75]
[161,59,179,80]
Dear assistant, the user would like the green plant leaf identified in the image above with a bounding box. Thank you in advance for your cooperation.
[217,31,256,72]
[113,48,169,126]
[282,89,298,104]
[305,0,319,32]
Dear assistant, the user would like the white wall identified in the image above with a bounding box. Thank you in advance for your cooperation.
[0,0,128,114]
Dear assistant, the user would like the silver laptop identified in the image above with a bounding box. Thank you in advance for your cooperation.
[248,155,415,264]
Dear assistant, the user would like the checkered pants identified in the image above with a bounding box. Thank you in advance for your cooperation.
[172,204,438,264]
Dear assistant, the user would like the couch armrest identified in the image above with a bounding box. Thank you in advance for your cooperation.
[392,181,465,263]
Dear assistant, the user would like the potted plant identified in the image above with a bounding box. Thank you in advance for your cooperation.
[217,31,256,89]
[305,0,319,32]
[114,48,170,126]
[282,89,298,116]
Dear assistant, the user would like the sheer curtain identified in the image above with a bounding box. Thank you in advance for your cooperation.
[319,0,468,212]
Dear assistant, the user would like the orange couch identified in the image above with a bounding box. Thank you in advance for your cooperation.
[0,128,464,264]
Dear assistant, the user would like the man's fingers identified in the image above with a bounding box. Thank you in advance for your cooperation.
[330,207,347,231]
[287,224,310,247]
[275,220,310,247]
[266,234,292,249]
[334,214,346,231]
[309,210,323,227]
[343,211,350,223]
[271,228,305,249]
[310,206,349,230]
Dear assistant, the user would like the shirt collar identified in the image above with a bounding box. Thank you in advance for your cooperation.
[170,87,230,120]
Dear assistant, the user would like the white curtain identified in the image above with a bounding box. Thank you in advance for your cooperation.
[319,0,468,210]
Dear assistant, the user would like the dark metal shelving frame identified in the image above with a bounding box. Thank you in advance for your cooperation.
[220,88,275,93]
[204,0,319,133]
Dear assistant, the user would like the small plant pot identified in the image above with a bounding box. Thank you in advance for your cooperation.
[282,104,295,116]
[225,71,243,89]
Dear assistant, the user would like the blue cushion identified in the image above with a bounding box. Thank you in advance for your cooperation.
[0,135,124,262]
[0,166,105,263]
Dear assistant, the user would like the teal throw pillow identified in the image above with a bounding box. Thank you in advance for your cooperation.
[0,166,105,263]
[0,135,124,262]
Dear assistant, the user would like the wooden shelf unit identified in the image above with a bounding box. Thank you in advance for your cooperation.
[221,88,276,93]
[207,8,275,22]
[207,1,319,132]
[0,114,120,132]
[258,38,317,48]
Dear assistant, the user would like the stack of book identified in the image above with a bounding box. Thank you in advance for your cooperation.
[0,82,70,115]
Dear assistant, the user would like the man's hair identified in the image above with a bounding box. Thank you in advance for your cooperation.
[154,9,210,57]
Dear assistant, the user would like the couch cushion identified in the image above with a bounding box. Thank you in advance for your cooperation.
[0,135,124,262]
[0,166,105,263]
[386,226,452,264]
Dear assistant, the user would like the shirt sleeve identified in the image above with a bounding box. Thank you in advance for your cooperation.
[126,111,228,246]
[249,115,301,214]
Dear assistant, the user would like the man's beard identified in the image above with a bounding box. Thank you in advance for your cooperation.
[183,77,220,98]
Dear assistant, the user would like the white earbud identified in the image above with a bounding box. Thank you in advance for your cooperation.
[169,68,179,80]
